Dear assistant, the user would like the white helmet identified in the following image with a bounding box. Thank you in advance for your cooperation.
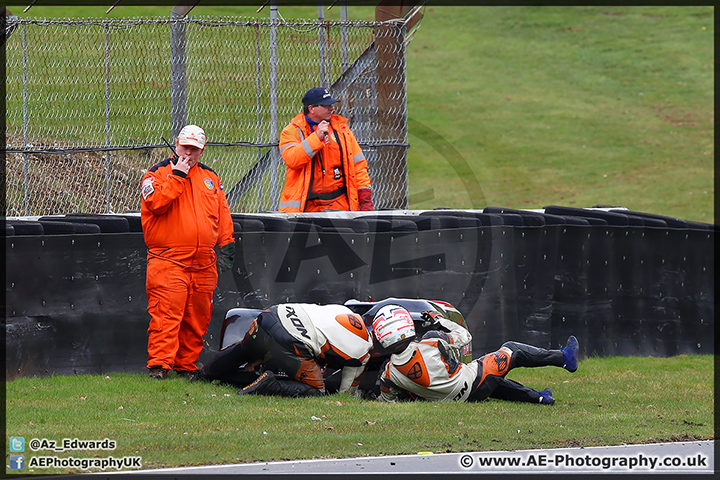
[372,305,415,350]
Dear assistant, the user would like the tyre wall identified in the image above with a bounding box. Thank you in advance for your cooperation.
[4,207,714,379]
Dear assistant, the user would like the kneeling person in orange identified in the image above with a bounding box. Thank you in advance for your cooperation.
[141,125,235,380]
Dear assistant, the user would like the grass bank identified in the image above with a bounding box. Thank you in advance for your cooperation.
[405,6,714,222]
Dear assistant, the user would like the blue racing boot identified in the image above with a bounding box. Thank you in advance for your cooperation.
[538,388,555,405]
[561,335,579,373]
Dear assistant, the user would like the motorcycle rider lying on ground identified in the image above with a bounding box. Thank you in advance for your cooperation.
[371,305,579,405]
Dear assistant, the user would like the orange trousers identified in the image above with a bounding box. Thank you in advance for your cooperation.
[145,255,218,371]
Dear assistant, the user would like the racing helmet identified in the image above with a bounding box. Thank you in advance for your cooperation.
[372,305,415,350]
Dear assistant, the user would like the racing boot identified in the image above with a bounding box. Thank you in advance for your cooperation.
[193,339,254,382]
[237,371,277,395]
[538,388,555,405]
[561,335,579,373]
[238,371,322,398]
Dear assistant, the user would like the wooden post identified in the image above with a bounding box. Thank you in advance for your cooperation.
[373,2,422,209]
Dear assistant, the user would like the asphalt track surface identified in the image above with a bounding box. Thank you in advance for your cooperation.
[122,440,714,475]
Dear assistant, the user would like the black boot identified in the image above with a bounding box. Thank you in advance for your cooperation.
[237,371,277,395]
[194,329,268,383]
[238,371,322,398]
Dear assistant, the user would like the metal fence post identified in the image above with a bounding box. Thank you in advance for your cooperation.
[318,2,327,88]
[254,22,264,212]
[336,1,349,116]
[269,2,280,210]
[170,11,188,138]
[22,22,28,215]
[340,1,349,71]
[105,21,112,213]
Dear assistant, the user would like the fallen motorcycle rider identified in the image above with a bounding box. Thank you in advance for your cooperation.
[193,299,578,405]
[192,297,469,397]
[372,304,579,405]
[193,303,373,397]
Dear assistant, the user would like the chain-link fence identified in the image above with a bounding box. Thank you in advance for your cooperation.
[4,15,409,216]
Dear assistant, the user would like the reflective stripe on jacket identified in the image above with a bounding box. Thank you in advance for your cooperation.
[278,113,371,213]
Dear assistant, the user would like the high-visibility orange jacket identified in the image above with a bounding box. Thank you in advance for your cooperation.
[141,158,235,265]
[278,113,372,213]
[141,157,234,372]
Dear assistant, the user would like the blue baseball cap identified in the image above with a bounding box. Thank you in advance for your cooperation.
[302,87,339,106]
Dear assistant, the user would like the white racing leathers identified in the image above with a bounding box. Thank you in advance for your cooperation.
[276,303,373,393]
[378,316,474,402]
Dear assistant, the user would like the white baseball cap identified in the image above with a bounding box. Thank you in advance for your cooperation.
[177,125,206,149]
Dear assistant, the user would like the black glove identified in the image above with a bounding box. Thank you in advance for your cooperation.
[420,310,444,329]
[216,241,235,274]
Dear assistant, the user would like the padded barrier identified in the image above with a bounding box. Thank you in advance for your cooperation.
[7,220,45,235]
[40,221,102,235]
[4,208,714,378]
[38,214,131,233]
[230,214,265,232]
[117,213,144,232]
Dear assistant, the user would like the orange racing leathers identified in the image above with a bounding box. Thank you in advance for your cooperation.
[197,304,374,394]
[378,319,565,403]
[140,157,234,372]
[278,113,372,212]
[268,303,373,392]
[378,316,474,402]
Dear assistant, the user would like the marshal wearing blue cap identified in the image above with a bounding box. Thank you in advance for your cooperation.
[277,87,374,213]
[301,87,339,106]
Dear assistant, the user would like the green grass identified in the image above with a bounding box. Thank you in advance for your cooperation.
[5,355,714,474]
[405,6,713,222]
[7,5,713,222]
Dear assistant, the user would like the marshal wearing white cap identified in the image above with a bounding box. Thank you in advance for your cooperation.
[177,124,206,149]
